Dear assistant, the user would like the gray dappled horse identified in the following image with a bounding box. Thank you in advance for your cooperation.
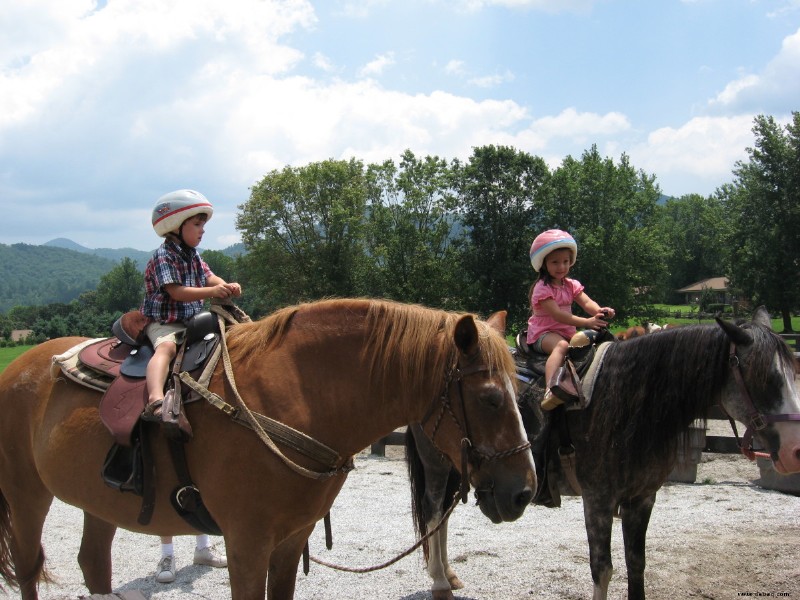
[407,308,800,600]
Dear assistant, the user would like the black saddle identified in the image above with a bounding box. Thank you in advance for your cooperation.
[115,310,221,378]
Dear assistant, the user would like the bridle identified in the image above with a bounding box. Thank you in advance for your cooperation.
[722,341,800,461]
[420,357,531,502]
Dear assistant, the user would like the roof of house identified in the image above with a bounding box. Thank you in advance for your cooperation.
[676,277,729,293]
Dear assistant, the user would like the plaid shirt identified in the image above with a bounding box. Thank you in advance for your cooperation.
[140,237,214,323]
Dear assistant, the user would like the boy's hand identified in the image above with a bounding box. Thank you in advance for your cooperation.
[210,283,233,299]
[225,283,242,297]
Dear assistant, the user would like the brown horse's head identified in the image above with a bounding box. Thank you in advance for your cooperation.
[419,309,536,523]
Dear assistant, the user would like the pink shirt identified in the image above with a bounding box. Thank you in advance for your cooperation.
[526,277,585,344]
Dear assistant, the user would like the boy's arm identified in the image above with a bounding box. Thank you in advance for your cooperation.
[164,281,241,302]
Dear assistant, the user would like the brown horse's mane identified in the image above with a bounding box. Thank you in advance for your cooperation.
[226,298,515,400]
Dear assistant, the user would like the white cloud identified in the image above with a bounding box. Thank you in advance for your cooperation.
[709,27,800,112]
[358,52,396,77]
[468,69,515,88]
[456,0,597,13]
[630,115,756,196]
[445,59,466,75]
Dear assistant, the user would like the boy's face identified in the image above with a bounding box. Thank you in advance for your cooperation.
[178,215,207,248]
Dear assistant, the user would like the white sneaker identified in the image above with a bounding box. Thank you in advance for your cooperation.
[156,555,176,583]
[193,546,227,568]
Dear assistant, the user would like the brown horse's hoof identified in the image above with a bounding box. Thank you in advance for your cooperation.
[432,590,455,600]
[448,574,465,590]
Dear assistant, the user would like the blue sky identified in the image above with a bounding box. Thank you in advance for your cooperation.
[2,0,799,251]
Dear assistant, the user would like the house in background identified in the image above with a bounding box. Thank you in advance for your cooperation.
[676,277,731,305]
[10,329,33,342]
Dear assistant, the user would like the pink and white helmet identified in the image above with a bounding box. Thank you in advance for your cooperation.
[151,189,214,237]
[529,229,577,272]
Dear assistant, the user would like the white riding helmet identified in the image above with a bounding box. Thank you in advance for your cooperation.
[151,189,214,237]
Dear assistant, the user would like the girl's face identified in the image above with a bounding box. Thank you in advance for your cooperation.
[544,248,573,280]
[179,215,207,248]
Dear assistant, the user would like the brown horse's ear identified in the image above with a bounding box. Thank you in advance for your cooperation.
[485,310,507,336]
[454,315,480,357]
[716,315,753,347]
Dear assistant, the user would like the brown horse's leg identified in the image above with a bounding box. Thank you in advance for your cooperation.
[4,488,54,600]
[267,526,314,600]
[225,531,272,600]
[78,511,117,594]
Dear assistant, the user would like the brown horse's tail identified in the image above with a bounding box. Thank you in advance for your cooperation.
[0,489,52,592]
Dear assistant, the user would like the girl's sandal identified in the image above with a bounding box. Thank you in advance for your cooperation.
[140,399,164,423]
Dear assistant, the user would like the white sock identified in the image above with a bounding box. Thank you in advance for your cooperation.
[195,534,210,550]
[161,542,174,558]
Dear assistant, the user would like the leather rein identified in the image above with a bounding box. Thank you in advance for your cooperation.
[421,358,532,503]
[722,341,800,461]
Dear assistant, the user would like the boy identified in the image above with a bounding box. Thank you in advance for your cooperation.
[140,189,242,422]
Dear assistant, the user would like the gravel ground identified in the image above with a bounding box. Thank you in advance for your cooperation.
[3,417,800,600]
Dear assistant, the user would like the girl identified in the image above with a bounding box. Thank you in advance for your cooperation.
[527,229,615,410]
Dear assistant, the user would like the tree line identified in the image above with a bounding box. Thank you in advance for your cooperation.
[2,112,798,343]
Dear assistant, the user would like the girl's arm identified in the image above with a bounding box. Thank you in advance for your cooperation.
[575,292,615,328]
[538,297,598,329]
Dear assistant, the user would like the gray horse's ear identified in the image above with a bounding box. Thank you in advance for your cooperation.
[485,310,507,336]
[454,315,480,357]
[751,306,772,329]
[716,315,753,347]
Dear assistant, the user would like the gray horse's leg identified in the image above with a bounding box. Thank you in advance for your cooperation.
[620,493,656,600]
[582,493,615,600]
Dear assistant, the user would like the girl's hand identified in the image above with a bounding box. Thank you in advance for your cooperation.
[600,307,616,319]
[585,315,608,330]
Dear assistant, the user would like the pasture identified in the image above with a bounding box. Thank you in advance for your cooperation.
[0,345,33,373]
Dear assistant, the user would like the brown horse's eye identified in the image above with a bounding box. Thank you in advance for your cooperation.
[480,387,503,410]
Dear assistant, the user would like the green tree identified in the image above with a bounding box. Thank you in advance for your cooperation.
[544,146,666,321]
[201,250,237,284]
[720,112,800,331]
[656,194,729,303]
[454,145,550,326]
[95,258,143,313]
[236,158,369,311]
[363,151,460,307]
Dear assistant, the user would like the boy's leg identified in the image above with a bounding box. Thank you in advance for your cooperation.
[146,341,177,405]
[157,536,176,583]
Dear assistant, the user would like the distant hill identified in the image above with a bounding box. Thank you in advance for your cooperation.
[0,243,118,313]
[1,240,246,313]
[44,238,153,270]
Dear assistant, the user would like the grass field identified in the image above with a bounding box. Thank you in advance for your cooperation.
[0,345,35,374]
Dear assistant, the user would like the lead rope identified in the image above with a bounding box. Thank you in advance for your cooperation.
[216,314,350,480]
[309,488,462,572]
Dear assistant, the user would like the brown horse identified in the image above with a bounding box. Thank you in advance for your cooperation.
[0,298,536,600]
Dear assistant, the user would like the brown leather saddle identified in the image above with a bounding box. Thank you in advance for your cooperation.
[80,311,221,447]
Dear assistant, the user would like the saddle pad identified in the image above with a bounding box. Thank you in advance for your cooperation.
[569,341,614,410]
[51,338,114,392]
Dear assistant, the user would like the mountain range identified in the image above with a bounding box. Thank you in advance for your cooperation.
[1,239,244,313]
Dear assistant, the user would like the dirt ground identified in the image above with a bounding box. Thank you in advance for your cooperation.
[8,432,799,600]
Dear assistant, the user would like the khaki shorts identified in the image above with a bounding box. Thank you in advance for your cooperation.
[145,322,186,348]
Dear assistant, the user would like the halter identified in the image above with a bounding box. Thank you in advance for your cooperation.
[421,357,532,503]
[723,341,800,461]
